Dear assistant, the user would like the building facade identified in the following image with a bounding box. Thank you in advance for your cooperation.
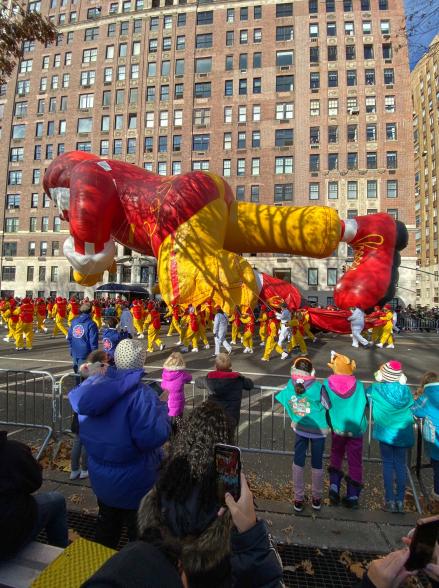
[412,35,439,308]
[0,0,416,305]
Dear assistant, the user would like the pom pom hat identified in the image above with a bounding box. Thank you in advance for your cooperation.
[375,360,407,384]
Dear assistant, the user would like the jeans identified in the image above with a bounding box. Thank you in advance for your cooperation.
[379,442,408,502]
[432,459,439,494]
[294,433,325,469]
[30,492,69,548]
[95,500,138,549]
[71,434,87,471]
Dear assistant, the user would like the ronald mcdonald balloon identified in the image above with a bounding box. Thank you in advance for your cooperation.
[43,152,408,315]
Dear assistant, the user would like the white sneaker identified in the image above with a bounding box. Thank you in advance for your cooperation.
[313,338,318,343]
[70,469,80,480]
[248,348,254,354]
[352,344,359,348]
[386,344,395,349]
[231,341,237,345]
[281,352,289,360]
[204,344,210,349]
[192,348,199,353]
[43,327,48,333]
[138,333,145,339]
[180,346,189,353]
[176,340,182,345]
[79,470,89,479]
[261,357,269,362]
[167,334,172,337]
[160,344,165,351]
[15,347,23,351]
[376,343,384,348]
[243,348,249,354]
[260,341,265,346]
[2,338,9,342]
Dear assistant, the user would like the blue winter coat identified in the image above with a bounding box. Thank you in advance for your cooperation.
[367,382,414,447]
[69,368,171,509]
[101,328,123,360]
[67,314,99,360]
[413,382,439,460]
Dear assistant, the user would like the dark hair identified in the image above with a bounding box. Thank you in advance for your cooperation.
[107,317,119,328]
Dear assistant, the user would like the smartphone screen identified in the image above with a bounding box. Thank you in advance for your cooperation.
[215,443,241,505]
[405,516,439,571]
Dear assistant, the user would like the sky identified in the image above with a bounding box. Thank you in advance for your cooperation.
[404,0,439,69]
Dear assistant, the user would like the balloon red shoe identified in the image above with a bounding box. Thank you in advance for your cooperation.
[334,213,408,311]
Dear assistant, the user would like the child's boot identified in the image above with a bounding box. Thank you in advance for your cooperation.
[342,476,362,509]
[328,466,343,505]
[311,468,324,510]
[292,464,305,512]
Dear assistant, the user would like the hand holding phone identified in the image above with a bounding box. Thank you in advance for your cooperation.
[225,473,257,534]
[405,515,439,571]
[215,443,241,505]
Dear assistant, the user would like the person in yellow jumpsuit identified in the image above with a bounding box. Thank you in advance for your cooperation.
[376,304,395,349]
[67,297,80,327]
[115,298,123,319]
[229,306,242,345]
[368,306,385,345]
[181,307,200,352]
[301,308,317,342]
[196,305,210,349]
[288,312,308,355]
[166,304,182,337]
[261,312,285,361]
[51,297,68,337]
[14,298,34,350]
[92,300,103,329]
[35,298,48,332]
[258,305,268,346]
[240,308,255,354]
[0,299,10,328]
[146,306,165,352]
[3,300,18,343]
[131,300,145,338]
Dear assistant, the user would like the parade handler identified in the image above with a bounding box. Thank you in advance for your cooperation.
[44,151,408,315]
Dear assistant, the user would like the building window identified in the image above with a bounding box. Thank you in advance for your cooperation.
[387,180,398,198]
[274,183,293,202]
[367,180,378,198]
[387,208,398,220]
[276,75,294,92]
[251,158,260,176]
[196,33,212,49]
[4,218,19,233]
[276,102,293,120]
[223,159,231,176]
[366,152,377,169]
[328,153,338,170]
[50,266,58,282]
[276,3,293,17]
[347,152,358,170]
[194,82,211,98]
[275,156,293,174]
[275,128,293,147]
[386,151,397,169]
[237,159,246,176]
[226,31,234,46]
[327,268,337,286]
[366,96,376,113]
[328,125,338,144]
[252,131,260,148]
[310,100,320,116]
[308,268,318,286]
[385,95,395,112]
[27,266,34,281]
[309,154,320,172]
[193,134,210,151]
[386,123,397,140]
[309,183,320,200]
[2,267,16,281]
[276,26,293,42]
[384,68,394,85]
[328,99,338,116]
[365,69,375,85]
[347,181,358,199]
[250,185,260,202]
[328,181,338,199]
[236,186,245,201]
[346,70,357,86]
[197,10,213,25]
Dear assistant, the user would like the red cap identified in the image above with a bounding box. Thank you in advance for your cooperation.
[268,311,275,318]
[147,302,154,310]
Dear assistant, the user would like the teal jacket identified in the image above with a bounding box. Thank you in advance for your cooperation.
[368,382,414,447]
[276,378,329,437]
[413,382,439,459]
[322,375,367,436]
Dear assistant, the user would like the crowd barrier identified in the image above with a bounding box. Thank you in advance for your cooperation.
[396,316,439,332]
[0,368,430,512]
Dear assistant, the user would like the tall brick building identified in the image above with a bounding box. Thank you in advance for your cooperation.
[0,0,416,305]
[412,35,439,307]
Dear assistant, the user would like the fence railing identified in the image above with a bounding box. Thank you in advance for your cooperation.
[396,317,439,332]
[0,368,433,512]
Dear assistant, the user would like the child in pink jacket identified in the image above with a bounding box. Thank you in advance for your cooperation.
[161,352,192,429]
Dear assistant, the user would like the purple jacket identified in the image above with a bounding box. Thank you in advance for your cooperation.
[161,368,192,417]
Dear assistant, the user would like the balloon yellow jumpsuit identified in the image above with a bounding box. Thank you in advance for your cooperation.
[288,315,308,354]
[378,310,394,348]
[262,317,283,361]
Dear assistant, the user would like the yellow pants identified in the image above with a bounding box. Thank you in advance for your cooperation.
[259,325,267,342]
[231,323,241,344]
[262,336,284,361]
[147,326,162,351]
[198,324,209,346]
[379,324,394,346]
[93,316,102,329]
[7,319,17,340]
[36,315,46,331]
[242,331,253,350]
[68,313,78,327]
[167,318,181,337]
[15,322,33,349]
[53,316,68,336]
[288,333,307,354]
[372,326,383,343]
[133,318,144,336]
[303,324,315,340]
[183,328,199,350]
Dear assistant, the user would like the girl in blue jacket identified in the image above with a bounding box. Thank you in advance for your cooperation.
[368,360,414,513]
[413,371,439,502]
[276,357,329,512]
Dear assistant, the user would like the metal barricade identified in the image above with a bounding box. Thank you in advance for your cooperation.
[0,368,55,459]
[56,372,79,434]
[397,316,439,332]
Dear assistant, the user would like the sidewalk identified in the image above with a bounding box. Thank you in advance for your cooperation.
[43,470,418,554]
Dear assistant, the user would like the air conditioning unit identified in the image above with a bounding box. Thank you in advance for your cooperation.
[348,108,359,115]
[198,73,208,78]
[386,84,394,89]
[280,65,290,71]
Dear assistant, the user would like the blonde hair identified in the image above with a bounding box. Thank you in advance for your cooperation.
[415,371,439,398]
[163,351,186,370]
[215,353,232,371]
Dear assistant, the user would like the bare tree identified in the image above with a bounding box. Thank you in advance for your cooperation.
[0,1,56,85]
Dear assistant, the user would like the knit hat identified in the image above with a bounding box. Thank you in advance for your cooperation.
[375,360,407,384]
[114,339,146,370]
